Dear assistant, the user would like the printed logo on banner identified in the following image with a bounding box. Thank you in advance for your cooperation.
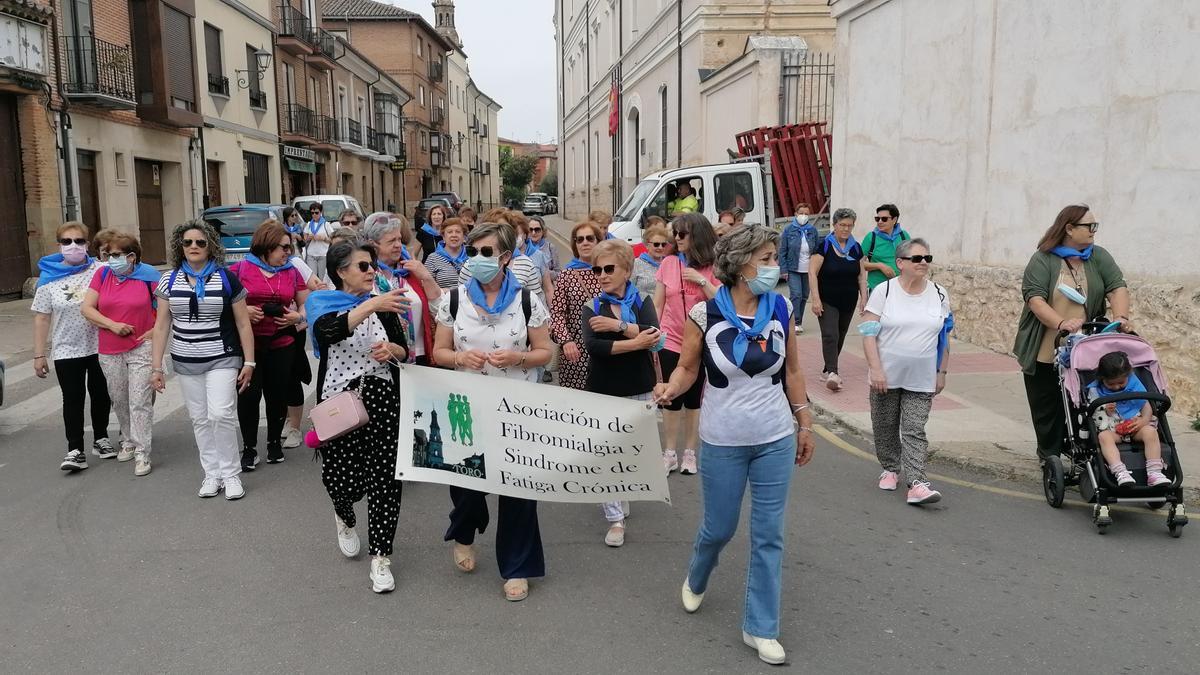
[411,394,487,479]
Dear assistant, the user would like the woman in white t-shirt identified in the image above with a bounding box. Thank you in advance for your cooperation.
[860,237,953,505]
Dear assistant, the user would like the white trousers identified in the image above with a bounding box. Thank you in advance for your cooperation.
[178,368,241,480]
[98,341,154,457]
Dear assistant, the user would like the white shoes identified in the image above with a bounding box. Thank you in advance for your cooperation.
[604,521,626,547]
[336,515,361,558]
[116,444,135,463]
[742,631,786,665]
[198,478,221,498]
[663,449,679,473]
[281,424,303,449]
[371,555,395,593]
[133,451,151,476]
[681,579,704,613]
[825,372,843,391]
[223,476,245,500]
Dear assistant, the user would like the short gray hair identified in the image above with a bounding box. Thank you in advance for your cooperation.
[467,222,517,255]
[895,237,930,259]
[713,223,780,287]
[362,211,403,243]
[832,207,857,224]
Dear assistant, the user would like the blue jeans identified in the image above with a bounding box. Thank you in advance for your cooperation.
[686,435,796,638]
[786,273,809,329]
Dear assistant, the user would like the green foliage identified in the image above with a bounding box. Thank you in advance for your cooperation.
[539,169,558,197]
[501,153,538,204]
[1191,412,1200,432]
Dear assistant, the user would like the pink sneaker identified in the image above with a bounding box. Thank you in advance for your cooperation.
[878,471,899,491]
[1147,459,1171,487]
[1109,462,1135,486]
[906,481,942,505]
[679,449,698,475]
[663,450,679,473]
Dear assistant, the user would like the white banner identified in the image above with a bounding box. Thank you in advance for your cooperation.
[396,365,670,504]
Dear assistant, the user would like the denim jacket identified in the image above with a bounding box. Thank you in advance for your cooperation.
[779,218,819,273]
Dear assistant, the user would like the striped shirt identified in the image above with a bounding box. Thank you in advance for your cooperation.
[458,256,546,305]
[156,268,248,375]
[426,250,465,289]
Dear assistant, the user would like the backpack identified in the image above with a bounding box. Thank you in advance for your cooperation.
[864,228,911,262]
[448,287,533,327]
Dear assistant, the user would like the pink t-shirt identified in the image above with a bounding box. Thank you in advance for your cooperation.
[655,255,719,353]
[89,268,158,355]
[230,262,307,348]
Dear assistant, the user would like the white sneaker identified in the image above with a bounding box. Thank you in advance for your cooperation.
[604,521,626,547]
[281,424,302,449]
[336,515,361,558]
[663,450,679,473]
[742,631,786,665]
[826,372,843,391]
[116,444,135,463]
[133,451,152,476]
[681,579,704,613]
[223,476,245,500]
[371,555,395,593]
[198,478,221,498]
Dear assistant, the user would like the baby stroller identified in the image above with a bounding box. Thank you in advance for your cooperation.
[1042,321,1187,536]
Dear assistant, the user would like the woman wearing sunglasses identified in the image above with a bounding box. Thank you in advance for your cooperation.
[549,222,605,390]
[581,239,662,547]
[80,232,160,476]
[631,224,672,299]
[860,238,953,504]
[653,213,720,475]
[31,222,114,472]
[432,223,554,602]
[151,221,256,500]
[527,216,561,281]
[1015,204,1129,463]
[227,221,311,469]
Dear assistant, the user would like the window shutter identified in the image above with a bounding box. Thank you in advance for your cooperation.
[204,24,222,77]
[164,6,195,109]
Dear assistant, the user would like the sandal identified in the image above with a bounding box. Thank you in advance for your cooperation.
[503,578,529,602]
[453,543,476,573]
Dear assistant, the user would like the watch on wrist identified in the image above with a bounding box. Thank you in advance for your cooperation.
[618,320,628,332]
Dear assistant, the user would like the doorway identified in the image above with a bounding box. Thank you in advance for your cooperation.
[206,160,222,208]
[243,152,270,203]
[0,94,29,295]
[76,150,101,231]
[134,159,166,264]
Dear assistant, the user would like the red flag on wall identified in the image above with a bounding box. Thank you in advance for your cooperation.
[608,81,620,137]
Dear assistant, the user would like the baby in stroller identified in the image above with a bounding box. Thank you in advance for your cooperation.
[1087,351,1169,487]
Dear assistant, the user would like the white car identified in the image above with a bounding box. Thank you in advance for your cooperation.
[292,194,365,222]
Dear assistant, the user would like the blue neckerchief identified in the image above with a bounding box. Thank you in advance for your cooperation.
[37,254,94,287]
[243,252,294,274]
[466,269,520,315]
[102,262,161,284]
[824,233,858,261]
[637,252,661,269]
[714,286,777,366]
[433,242,467,267]
[937,312,955,370]
[421,223,442,240]
[605,232,615,240]
[307,217,326,235]
[564,258,592,271]
[180,260,218,301]
[285,224,301,235]
[516,240,539,258]
[872,225,906,242]
[594,281,642,324]
[1051,245,1092,261]
[789,217,817,237]
[304,290,371,357]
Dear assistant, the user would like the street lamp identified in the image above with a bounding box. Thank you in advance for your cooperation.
[235,47,272,89]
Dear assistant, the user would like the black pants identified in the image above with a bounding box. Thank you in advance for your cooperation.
[1024,361,1065,460]
[237,343,292,450]
[657,349,704,411]
[55,354,111,451]
[287,332,313,408]
[321,377,403,556]
[445,487,545,580]
[818,302,855,374]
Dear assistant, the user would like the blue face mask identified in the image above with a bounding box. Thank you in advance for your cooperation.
[747,265,780,295]
[106,256,132,277]
[466,254,501,284]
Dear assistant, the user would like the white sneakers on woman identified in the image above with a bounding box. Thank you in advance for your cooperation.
[742,632,786,665]
[335,515,361,558]
[198,478,221,498]
[371,556,395,593]
[681,579,704,613]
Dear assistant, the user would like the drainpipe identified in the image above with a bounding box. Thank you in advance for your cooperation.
[676,0,682,168]
[49,13,79,222]
[584,0,591,214]
[197,127,210,209]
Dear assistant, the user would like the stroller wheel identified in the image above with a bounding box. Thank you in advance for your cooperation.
[1167,504,1187,539]
[1042,455,1065,508]
[1147,501,1166,510]
[1093,504,1112,534]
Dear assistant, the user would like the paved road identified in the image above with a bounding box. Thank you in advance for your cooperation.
[2,349,1199,673]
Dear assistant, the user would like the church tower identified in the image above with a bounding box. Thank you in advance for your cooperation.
[432,0,462,49]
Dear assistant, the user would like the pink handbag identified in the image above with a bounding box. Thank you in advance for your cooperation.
[310,388,370,443]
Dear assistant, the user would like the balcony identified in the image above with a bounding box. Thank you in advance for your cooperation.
[277,4,314,56]
[344,118,362,146]
[307,28,343,71]
[207,73,229,97]
[431,107,445,128]
[366,127,383,154]
[470,114,478,134]
[60,35,136,109]
[313,114,339,151]
[428,60,443,82]
[249,89,268,110]
[281,103,316,144]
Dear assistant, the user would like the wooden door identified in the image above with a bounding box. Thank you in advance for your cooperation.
[206,160,222,208]
[76,150,101,231]
[0,94,29,296]
[242,152,270,203]
[134,159,166,264]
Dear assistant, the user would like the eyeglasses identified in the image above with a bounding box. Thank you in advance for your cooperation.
[591,264,618,276]
[529,227,543,233]
[874,216,894,223]
[902,255,933,263]
[466,245,497,258]
[1072,222,1099,233]
[341,260,373,273]
[674,230,690,239]
[275,243,294,254]
[574,235,597,244]
[183,239,208,249]
[342,219,359,226]
[58,237,88,246]
[648,241,669,248]
[100,251,131,261]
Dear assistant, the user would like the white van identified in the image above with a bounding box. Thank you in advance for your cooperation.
[292,194,365,221]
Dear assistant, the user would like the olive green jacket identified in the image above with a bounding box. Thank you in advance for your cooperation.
[1013,246,1127,375]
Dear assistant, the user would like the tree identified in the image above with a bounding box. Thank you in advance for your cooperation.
[538,169,558,197]
[501,151,538,205]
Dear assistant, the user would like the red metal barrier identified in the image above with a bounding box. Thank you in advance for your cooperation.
[735,123,832,216]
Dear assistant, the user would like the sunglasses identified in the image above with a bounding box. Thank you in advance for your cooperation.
[341,260,373,273]
[648,241,669,248]
[574,235,597,244]
[874,216,894,223]
[59,237,88,246]
[183,239,208,248]
[903,255,934,263]
[466,245,497,258]
[310,209,321,214]
[529,227,543,233]
[100,251,132,260]
[342,219,359,226]
[591,264,618,276]
[674,230,690,239]
[275,243,295,254]
[1072,222,1099,233]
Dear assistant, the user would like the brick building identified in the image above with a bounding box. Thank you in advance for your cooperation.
[498,138,558,194]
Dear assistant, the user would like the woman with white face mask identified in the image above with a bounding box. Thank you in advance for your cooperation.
[778,203,817,333]
[654,224,815,666]
[432,223,554,603]
[31,222,115,472]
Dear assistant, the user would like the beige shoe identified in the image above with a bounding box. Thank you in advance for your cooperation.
[116,444,136,463]
[503,578,529,602]
[742,631,786,665]
[681,579,704,613]
[134,452,151,476]
[604,521,626,547]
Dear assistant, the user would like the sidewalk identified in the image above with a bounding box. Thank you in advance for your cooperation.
[795,320,1200,504]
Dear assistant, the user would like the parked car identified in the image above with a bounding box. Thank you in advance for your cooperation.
[545,196,559,214]
[427,191,462,213]
[521,194,547,216]
[292,194,365,223]
[414,197,453,227]
[202,204,286,263]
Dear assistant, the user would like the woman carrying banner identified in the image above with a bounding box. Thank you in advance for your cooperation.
[654,224,815,665]
[305,240,409,594]
[432,223,555,602]
[581,239,662,547]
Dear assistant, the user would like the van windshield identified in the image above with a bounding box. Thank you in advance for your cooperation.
[296,200,346,220]
[205,210,278,236]
[614,180,658,221]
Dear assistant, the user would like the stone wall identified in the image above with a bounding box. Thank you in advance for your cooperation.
[935,263,1200,419]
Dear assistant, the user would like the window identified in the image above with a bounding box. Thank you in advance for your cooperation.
[420,131,427,151]
[114,151,127,182]
[284,63,295,106]
[204,24,224,94]
[246,44,264,108]
[243,151,270,202]
[648,176,700,219]
[357,95,366,128]
[419,84,425,108]
[417,39,423,57]
[163,6,196,110]
[660,85,668,167]
[714,172,755,213]
[593,131,600,178]
[308,76,318,111]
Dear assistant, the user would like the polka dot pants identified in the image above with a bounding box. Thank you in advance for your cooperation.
[320,376,403,556]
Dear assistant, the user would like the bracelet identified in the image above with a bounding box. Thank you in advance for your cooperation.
[791,403,809,412]
[244,361,257,368]
[151,368,165,374]
[520,353,527,367]
[34,355,46,360]
[454,352,463,368]
[1056,320,1064,330]
[798,426,813,433]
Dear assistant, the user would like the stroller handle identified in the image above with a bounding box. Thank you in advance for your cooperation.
[1085,391,1171,417]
